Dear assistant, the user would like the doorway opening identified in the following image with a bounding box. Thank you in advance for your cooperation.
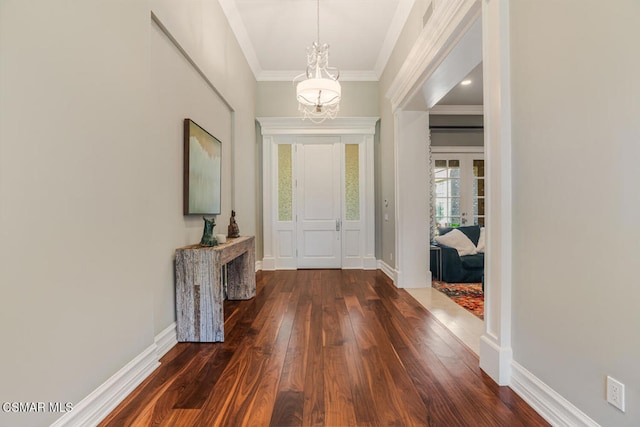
[258,117,377,272]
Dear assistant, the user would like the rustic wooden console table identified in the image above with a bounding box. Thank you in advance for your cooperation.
[175,235,256,342]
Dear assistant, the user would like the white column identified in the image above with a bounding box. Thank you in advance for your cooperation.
[479,0,513,385]
[394,110,431,288]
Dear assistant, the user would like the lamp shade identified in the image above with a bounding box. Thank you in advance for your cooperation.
[296,78,341,107]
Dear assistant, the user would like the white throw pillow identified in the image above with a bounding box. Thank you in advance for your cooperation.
[476,227,486,253]
[435,229,477,256]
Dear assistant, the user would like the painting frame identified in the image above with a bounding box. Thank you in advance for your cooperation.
[183,118,222,215]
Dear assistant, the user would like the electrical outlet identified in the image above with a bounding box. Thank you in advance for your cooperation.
[606,376,625,412]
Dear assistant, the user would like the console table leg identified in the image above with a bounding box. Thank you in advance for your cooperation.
[227,251,256,300]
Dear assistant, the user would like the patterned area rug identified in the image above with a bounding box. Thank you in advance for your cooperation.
[432,281,484,319]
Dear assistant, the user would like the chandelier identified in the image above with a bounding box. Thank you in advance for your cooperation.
[294,0,341,123]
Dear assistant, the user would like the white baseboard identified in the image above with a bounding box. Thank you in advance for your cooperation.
[154,322,177,360]
[255,260,262,271]
[262,257,276,270]
[479,335,512,385]
[377,260,398,283]
[50,345,160,427]
[510,362,599,427]
[51,324,178,426]
[363,256,377,270]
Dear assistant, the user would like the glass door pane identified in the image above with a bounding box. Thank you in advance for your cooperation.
[344,144,360,221]
[434,159,461,227]
[473,159,485,226]
[433,154,484,229]
[277,144,292,221]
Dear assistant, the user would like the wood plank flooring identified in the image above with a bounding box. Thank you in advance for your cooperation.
[100,270,549,426]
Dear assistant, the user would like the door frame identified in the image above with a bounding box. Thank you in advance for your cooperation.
[385,0,513,385]
[258,117,378,271]
[432,149,485,227]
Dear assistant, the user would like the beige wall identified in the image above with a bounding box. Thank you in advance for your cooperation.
[153,0,258,252]
[510,1,640,425]
[378,0,434,268]
[0,1,256,426]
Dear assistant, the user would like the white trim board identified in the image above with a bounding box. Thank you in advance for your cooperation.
[377,260,398,284]
[50,325,178,426]
[510,362,600,427]
[155,322,178,360]
[257,117,379,136]
[50,346,159,427]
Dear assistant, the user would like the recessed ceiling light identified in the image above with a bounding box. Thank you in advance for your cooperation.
[460,79,472,86]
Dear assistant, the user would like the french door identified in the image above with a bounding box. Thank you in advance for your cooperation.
[433,152,485,228]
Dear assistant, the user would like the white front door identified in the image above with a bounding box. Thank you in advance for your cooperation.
[296,143,342,268]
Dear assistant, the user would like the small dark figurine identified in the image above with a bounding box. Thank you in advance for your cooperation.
[227,210,240,238]
[200,217,218,246]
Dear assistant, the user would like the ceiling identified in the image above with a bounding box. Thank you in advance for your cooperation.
[219,0,482,106]
[437,63,483,106]
[219,0,415,81]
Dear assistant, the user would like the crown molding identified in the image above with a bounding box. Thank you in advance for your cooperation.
[385,0,480,110]
[374,0,418,78]
[218,0,262,78]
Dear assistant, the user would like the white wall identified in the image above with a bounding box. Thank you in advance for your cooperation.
[510,1,640,425]
[0,1,256,426]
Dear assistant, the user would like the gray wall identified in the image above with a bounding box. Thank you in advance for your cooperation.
[0,1,256,426]
[510,1,639,425]
[430,114,483,146]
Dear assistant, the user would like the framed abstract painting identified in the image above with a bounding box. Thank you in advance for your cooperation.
[183,119,222,215]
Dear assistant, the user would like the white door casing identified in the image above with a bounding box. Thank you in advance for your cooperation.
[384,0,513,385]
[258,117,377,271]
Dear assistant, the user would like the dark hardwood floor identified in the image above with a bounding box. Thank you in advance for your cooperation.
[100,269,548,426]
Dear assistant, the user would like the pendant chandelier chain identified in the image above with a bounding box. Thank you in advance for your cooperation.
[316,0,320,44]
[294,0,341,123]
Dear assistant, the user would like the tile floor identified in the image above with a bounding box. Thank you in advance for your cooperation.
[406,285,484,355]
